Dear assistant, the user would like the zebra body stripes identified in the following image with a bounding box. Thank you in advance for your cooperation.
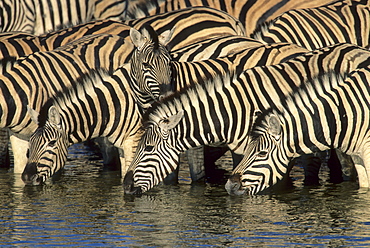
[251,0,370,50]
[124,0,335,35]
[123,43,370,195]
[23,69,142,185]
[0,27,170,173]
[123,7,246,51]
[130,41,309,109]
[0,0,127,34]
[225,68,370,195]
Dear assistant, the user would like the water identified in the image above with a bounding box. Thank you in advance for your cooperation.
[1,143,370,247]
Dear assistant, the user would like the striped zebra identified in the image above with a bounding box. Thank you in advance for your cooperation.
[130,41,308,110]
[123,43,370,195]
[22,40,308,185]
[0,0,127,35]
[124,0,335,35]
[251,0,370,50]
[225,67,370,195]
[123,6,246,51]
[0,27,171,173]
[22,68,142,185]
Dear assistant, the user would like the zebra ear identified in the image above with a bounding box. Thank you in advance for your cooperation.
[27,106,39,125]
[159,110,184,131]
[268,114,281,138]
[158,27,175,46]
[48,106,61,126]
[130,28,146,50]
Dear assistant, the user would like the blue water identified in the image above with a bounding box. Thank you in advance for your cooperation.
[1,143,370,247]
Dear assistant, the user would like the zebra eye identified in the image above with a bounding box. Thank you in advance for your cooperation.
[144,145,154,152]
[48,140,57,147]
[142,62,152,70]
[258,150,268,157]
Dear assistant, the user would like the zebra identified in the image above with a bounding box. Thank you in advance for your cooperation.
[0,26,172,173]
[123,6,246,51]
[123,0,335,35]
[0,0,128,35]
[123,43,370,195]
[251,0,370,50]
[22,68,142,185]
[20,38,303,185]
[225,67,370,195]
[130,41,308,110]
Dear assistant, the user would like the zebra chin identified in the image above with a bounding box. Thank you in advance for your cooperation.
[21,163,44,186]
[123,170,143,195]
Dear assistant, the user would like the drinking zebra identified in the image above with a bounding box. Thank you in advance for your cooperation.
[23,41,308,185]
[251,0,370,50]
[0,26,171,173]
[123,43,370,195]
[23,69,142,185]
[225,67,370,195]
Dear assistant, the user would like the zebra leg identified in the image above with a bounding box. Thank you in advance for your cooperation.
[295,154,322,186]
[94,137,121,170]
[0,129,10,168]
[352,155,369,188]
[327,149,344,184]
[186,146,205,182]
[9,134,29,173]
[336,150,356,181]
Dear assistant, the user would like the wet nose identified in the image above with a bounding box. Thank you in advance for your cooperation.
[225,173,242,195]
[22,163,42,185]
[123,170,142,195]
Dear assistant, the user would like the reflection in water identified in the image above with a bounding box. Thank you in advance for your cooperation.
[0,144,370,247]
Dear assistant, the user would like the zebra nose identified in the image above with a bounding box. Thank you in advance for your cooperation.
[22,163,42,185]
[123,170,142,195]
[225,173,242,195]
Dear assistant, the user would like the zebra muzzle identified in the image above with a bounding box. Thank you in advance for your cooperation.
[225,173,246,195]
[123,170,143,195]
[22,163,43,185]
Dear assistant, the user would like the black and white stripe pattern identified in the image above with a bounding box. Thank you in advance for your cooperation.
[0,0,128,35]
[124,0,336,35]
[22,69,142,185]
[226,67,370,195]
[251,0,370,50]
[124,7,246,51]
[123,43,370,195]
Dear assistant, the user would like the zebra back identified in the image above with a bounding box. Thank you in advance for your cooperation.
[227,67,370,195]
[124,0,337,35]
[1,0,129,34]
[23,68,142,185]
[251,0,370,50]
[124,43,370,195]
[0,20,131,60]
[0,33,135,137]
[124,7,246,51]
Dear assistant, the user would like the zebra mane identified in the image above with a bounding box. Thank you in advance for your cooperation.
[37,69,111,127]
[143,72,235,125]
[249,70,347,140]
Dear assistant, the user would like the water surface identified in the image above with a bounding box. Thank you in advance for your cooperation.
[0,143,370,247]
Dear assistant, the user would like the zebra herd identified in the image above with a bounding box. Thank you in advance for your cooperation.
[0,0,369,196]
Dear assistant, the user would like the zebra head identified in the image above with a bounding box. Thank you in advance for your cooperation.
[123,110,184,195]
[226,112,289,195]
[129,25,174,109]
[22,105,69,185]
